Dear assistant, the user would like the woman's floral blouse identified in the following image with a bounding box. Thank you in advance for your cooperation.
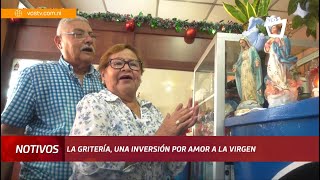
[69,89,186,180]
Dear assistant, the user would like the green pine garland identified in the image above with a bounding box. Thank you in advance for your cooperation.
[77,10,243,35]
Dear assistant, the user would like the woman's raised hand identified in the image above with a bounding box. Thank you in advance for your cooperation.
[155,98,199,136]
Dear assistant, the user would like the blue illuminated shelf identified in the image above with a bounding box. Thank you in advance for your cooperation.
[224,97,319,180]
[225,97,319,136]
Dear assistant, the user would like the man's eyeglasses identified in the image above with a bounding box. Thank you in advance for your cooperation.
[61,30,97,39]
[108,58,142,71]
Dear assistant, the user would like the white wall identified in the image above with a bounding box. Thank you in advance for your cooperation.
[9,62,194,117]
[138,68,193,116]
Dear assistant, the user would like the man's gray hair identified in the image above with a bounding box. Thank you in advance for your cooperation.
[56,16,89,35]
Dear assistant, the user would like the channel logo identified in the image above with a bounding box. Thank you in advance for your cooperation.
[14,9,23,17]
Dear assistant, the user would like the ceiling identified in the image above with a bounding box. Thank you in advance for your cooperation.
[58,0,317,39]
[60,0,291,23]
[16,0,318,71]
[20,0,318,40]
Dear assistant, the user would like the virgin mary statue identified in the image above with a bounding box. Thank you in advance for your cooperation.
[233,37,264,114]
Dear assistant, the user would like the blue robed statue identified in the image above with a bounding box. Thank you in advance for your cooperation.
[233,37,264,114]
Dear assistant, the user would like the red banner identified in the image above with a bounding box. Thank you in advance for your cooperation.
[1,136,319,162]
[1,136,65,162]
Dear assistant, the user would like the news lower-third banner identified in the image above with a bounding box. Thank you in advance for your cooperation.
[1,136,319,162]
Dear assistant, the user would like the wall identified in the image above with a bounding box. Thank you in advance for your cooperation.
[27,0,63,8]
[11,19,211,71]
[1,19,8,55]
[139,68,193,116]
[93,65,194,116]
[13,62,194,118]
[1,18,212,113]
[1,1,19,179]
[1,0,19,55]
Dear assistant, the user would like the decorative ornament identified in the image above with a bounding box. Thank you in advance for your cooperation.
[221,25,226,32]
[175,26,182,32]
[77,11,243,37]
[125,19,135,32]
[150,19,157,28]
[211,29,216,35]
[184,27,196,44]
[185,27,196,39]
[175,21,182,33]
[293,2,309,18]
[9,18,21,24]
[184,37,194,44]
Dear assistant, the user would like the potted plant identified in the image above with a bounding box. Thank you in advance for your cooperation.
[223,0,272,51]
[223,0,271,28]
[288,0,319,39]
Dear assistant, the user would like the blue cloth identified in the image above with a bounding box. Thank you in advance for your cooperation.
[242,17,267,51]
[1,57,104,179]
[272,36,298,64]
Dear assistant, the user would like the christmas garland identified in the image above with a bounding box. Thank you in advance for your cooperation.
[77,11,243,36]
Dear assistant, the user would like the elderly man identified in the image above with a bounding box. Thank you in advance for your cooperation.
[1,17,104,179]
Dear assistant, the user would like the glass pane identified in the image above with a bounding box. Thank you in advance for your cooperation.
[193,43,215,137]
[290,40,319,99]
[194,44,215,103]
[225,40,240,75]
[193,95,214,136]
[225,41,241,118]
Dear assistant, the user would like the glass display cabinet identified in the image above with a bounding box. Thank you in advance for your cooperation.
[191,32,319,180]
[191,32,243,180]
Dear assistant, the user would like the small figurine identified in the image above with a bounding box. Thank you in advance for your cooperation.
[233,37,264,115]
[264,16,299,107]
